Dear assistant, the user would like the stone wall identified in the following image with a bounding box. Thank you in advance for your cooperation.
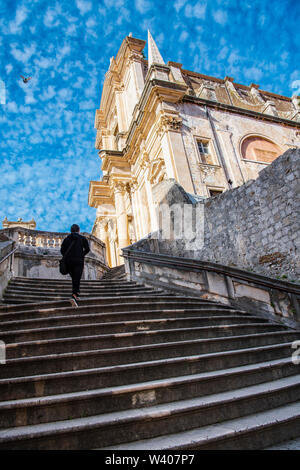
[129,148,300,283]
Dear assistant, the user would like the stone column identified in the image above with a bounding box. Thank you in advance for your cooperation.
[114,182,130,262]
[128,181,141,241]
[98,219,111,267]
[115,87,127,132]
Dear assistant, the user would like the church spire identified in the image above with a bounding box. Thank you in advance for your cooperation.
[147,30,165,67]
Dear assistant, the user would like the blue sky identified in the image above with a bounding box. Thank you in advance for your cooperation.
[0,0,299,233]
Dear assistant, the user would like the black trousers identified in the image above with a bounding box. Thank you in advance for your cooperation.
[66,258,84,295]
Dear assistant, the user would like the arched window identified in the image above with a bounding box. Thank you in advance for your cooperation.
[241,136,281,163]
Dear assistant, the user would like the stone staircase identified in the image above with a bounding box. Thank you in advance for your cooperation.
[0,276,300,449]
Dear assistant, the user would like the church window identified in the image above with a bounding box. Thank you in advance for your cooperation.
[241,136,281,163]
[197,140,214,165]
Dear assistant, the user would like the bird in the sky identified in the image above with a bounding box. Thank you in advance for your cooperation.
[20,75,32,83]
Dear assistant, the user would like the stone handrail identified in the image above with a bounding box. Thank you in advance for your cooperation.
[122,248,300,328]
[122,248,300,295]
[0,247,17,266]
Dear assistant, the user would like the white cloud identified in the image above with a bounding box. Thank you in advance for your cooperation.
[24,89,37,105]
[185,1,207,19]
[179,31,188,42]
[8,5,29,34]
[244,66,263,82]
[135,0,152,14]
[44,5,62,28]
[174,0,187,12]
[58,88,73,101]
[79,100,95,110]
[10,43,36,62]
[39,85,56,101]
[291,79,300,96]
[7,101,18,113]
[212,9,228,25]
[5,64,13,74]
[76,0,92,15]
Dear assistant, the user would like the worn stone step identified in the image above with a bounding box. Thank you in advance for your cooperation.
[0,375,299,449]
[0,298,236,322]
[0,315,269,342]
[0,358,298,427]
[4,284,152,294]
[1,331,299,379]
[0,309,251,333]
[102,402,300,451]
[0,299,72,313]
[3,290,163,303]
[0,344,295,401]
[12,277,131,286]
[0,343,299,400]
[7,282,137,290]
[5,324,289,359]
[4,285,156,295]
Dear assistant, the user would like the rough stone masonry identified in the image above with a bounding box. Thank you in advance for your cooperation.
[133,148,300,283]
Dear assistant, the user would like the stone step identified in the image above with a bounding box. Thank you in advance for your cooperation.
[0,298,236,322]
[5,324,290,360]
[0,315,269,342]
[0,309,251,332]
[0,361,299,430]
[12,277,130,285]
[0,299,72,313]
[102,401,300,451]
[3,289,163,303]
[1,331,299,379]
[0,344,295,401]
[4,285,156,295]
[1,275,299,449]
[0,375,299,449]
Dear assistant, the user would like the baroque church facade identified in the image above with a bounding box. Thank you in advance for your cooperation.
[88,32,300,267]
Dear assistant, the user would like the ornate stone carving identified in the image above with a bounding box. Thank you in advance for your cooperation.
[113,181,127,194]
[128,179,139,193]
[200,165,218,183]
[45,259,59,268]
[157,114,182,135]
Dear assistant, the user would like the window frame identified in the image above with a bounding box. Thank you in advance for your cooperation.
[194,136,219,167]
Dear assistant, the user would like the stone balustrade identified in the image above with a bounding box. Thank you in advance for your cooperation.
[0,227,108,281]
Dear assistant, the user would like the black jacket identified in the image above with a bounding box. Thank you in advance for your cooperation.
[61,233,90,261]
